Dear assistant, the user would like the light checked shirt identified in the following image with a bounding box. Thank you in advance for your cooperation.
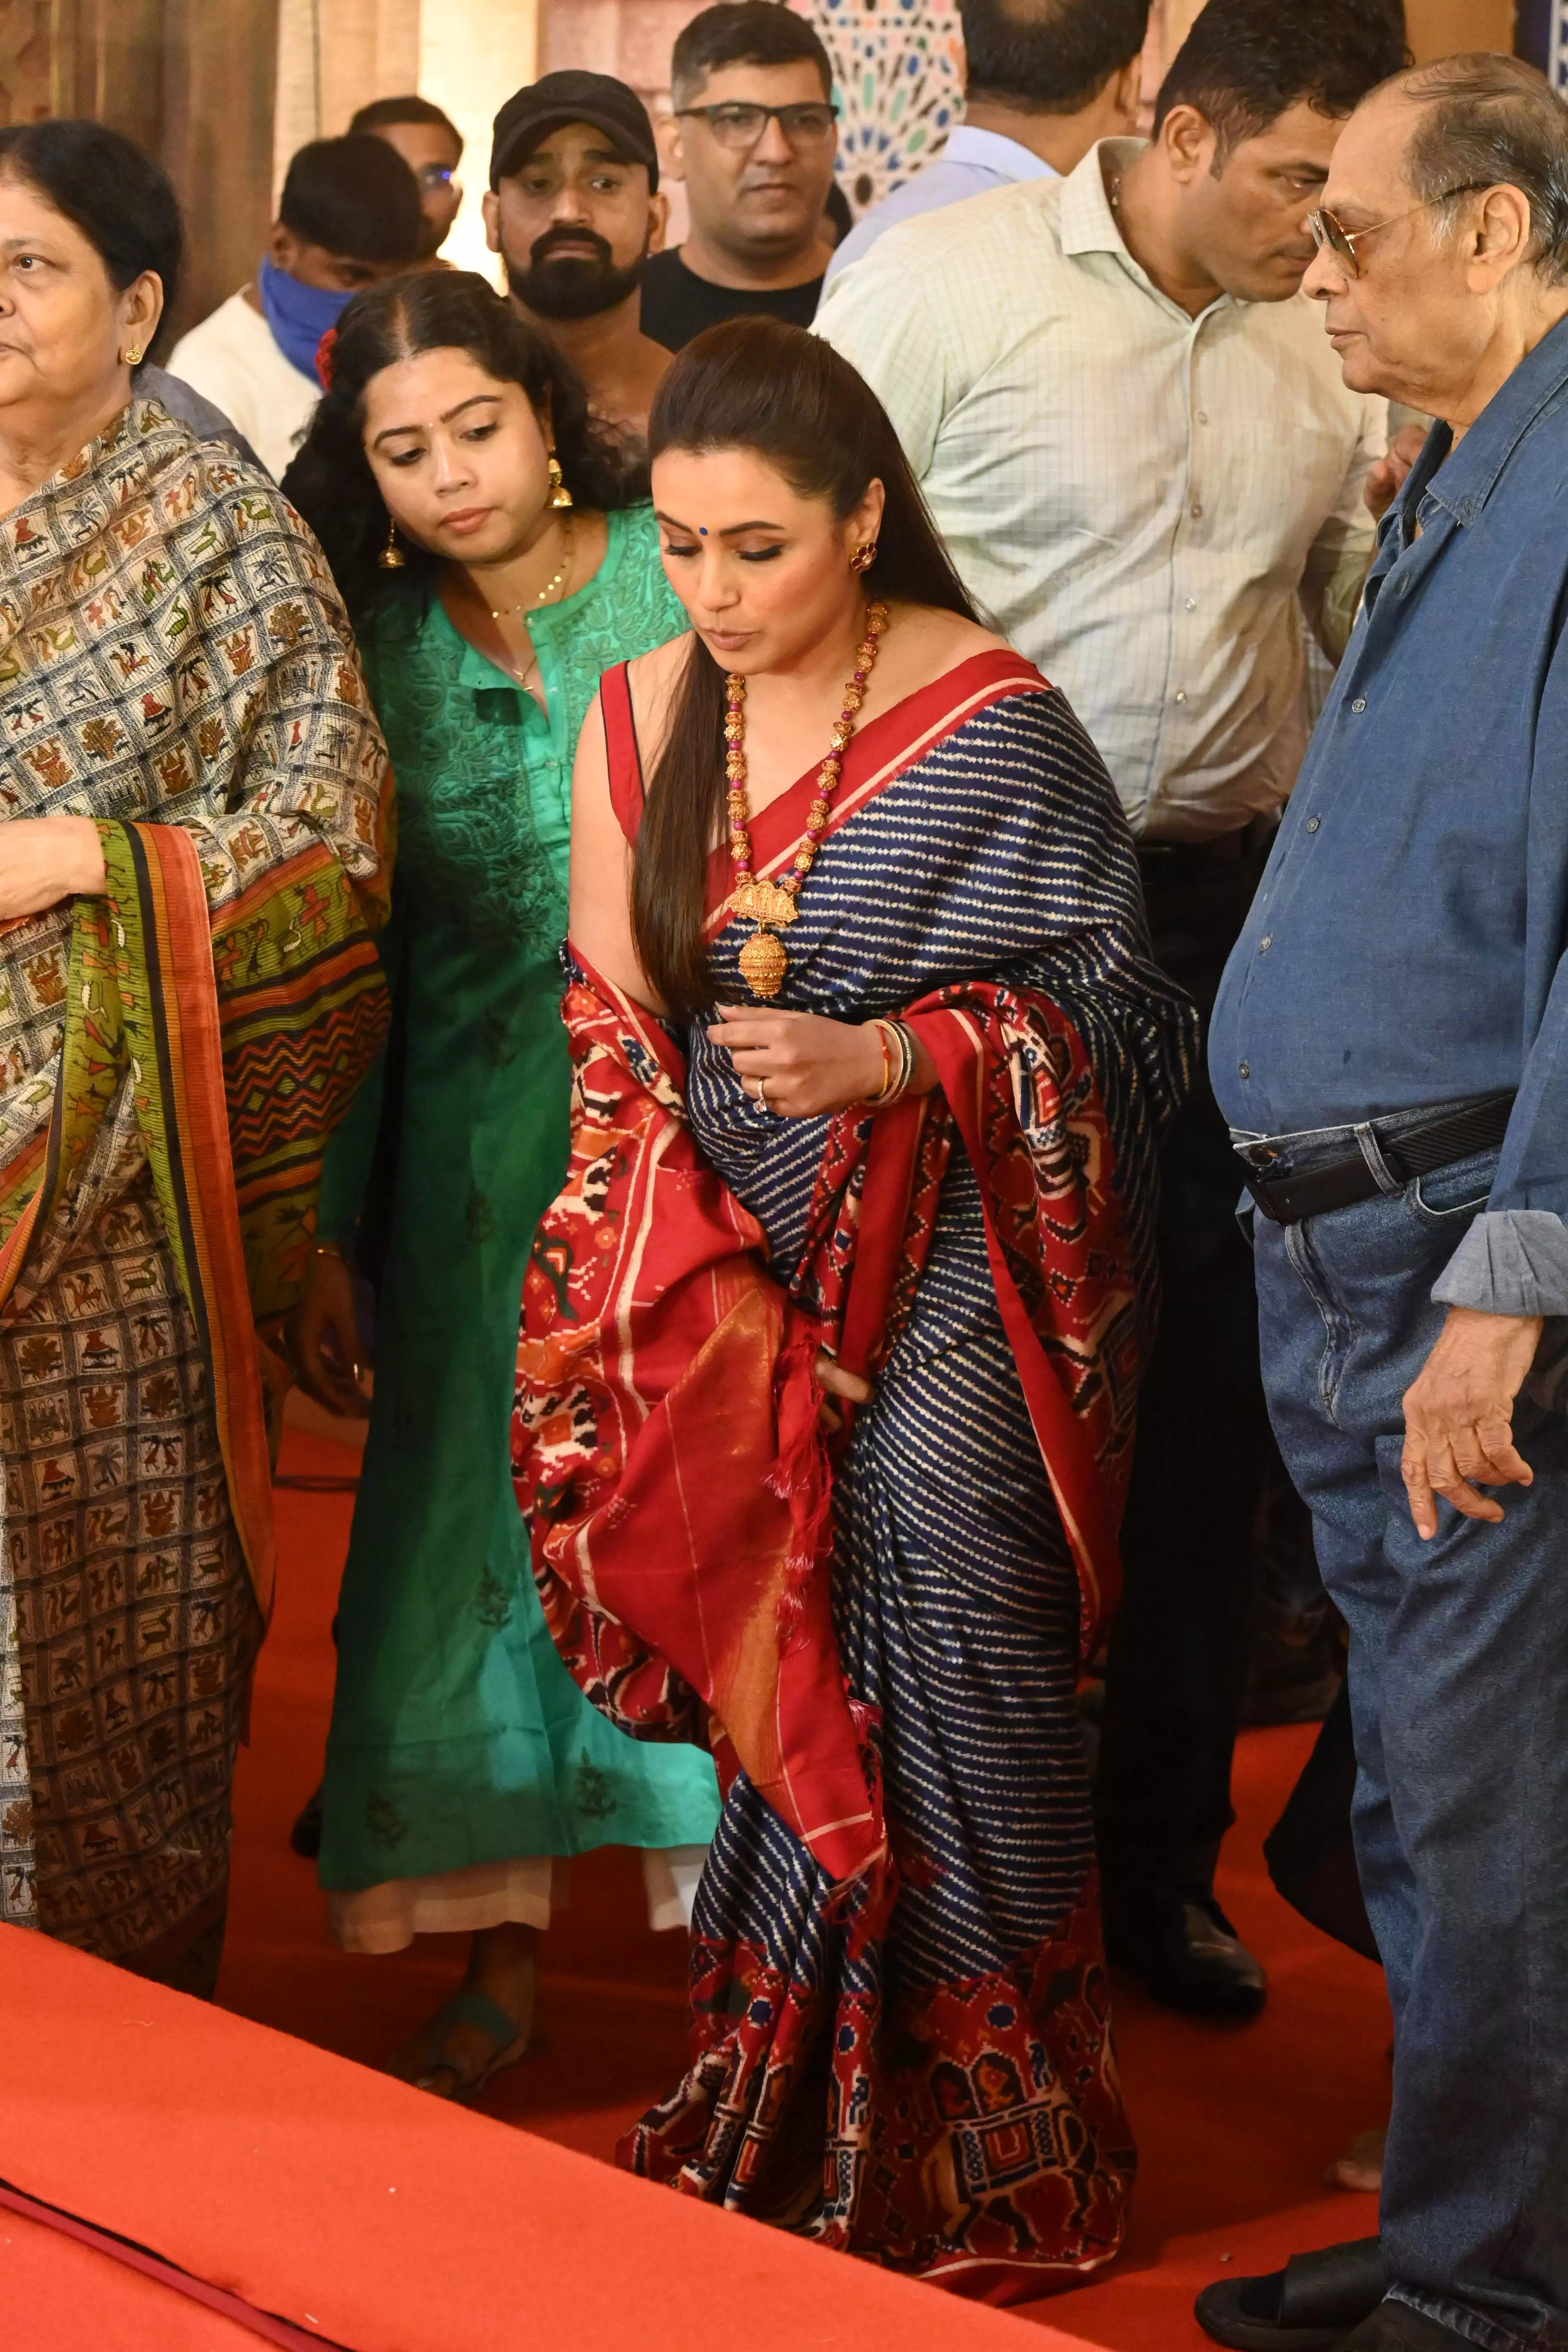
[823,124,1058,286]
[815,140,1387,842]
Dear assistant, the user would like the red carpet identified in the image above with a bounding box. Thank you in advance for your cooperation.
[2,1923,1071,2352]
[216,1431,1389,2347]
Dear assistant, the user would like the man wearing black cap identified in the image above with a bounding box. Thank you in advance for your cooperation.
[485,71,672,442]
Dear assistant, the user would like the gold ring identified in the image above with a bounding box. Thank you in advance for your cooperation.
[756,1076,769,1111]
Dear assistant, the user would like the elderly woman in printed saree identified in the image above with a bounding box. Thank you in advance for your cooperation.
[512,318,1197,2299]
[0,122,390,1995]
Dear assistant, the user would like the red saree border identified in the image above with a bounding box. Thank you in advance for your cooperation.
[132,825,277,1617]
[702,648,1047,928]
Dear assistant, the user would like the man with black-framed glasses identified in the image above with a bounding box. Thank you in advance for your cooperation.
[640,2,839,352]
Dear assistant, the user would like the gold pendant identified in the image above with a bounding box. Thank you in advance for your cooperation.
[738,925,788,999]
[728,877,798,929]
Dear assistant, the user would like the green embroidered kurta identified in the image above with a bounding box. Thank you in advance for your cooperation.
[318,504,719,1894]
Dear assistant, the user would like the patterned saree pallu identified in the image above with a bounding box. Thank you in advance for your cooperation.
[514,961,884,1892]
[0,399,390,1976]
[514,647,1197,2297]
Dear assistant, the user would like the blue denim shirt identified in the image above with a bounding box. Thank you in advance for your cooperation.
[1210,311,1568,1315]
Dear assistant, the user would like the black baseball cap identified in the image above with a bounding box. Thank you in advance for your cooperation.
[490,71,659,191]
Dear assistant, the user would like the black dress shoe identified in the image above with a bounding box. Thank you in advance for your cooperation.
[1106,1891,1268,2017]
[290,1782,323,1859]
[1198,2237,1384,2349]
[1340,2303,1474,2349]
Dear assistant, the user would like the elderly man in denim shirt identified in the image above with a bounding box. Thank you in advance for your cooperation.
[1198,54,1568,2352]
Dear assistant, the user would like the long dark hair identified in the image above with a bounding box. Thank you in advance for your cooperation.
[283,270,644,617]
[634,317,978,1018]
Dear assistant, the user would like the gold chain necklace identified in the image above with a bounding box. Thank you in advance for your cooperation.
[487,515,574,618]
[725,601,888,999]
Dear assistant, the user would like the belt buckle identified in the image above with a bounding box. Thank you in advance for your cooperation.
[1241,1165,1287,1223]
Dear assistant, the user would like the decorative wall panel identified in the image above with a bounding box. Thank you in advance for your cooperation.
[801,0,960,215]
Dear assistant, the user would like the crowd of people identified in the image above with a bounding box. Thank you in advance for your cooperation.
[0,2,1564,2346]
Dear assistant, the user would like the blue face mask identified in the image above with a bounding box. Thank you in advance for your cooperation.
[257,257,354,384]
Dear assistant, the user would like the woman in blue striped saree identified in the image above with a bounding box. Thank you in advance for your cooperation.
[513,320,1195,2300]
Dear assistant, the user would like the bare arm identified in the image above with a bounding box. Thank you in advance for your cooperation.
[0,815,106,916]
[567,685,656,1009]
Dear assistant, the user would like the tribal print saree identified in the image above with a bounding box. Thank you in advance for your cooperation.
[514,648,1195,2298]
[0,402,390,1986]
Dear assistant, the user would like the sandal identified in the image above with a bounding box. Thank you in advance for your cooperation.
[389,1985,533,2104]
[1196,2237,1384,2351]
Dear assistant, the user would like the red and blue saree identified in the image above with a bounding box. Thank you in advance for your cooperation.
[0,402,391,1988]
[513,648,1195,2297]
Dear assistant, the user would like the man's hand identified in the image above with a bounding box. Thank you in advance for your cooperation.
[1400,1304,1542,1539]
[1364,422,1429,524]
[0,815,106,920]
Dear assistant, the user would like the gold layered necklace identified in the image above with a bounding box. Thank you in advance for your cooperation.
[487,514,575,620]
[724,602,889,1000]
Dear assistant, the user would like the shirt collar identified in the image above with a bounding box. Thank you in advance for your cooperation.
[1059,137,1144,258]
[1411,310,1568,528]
[943,123,1059,182]
[1059,137,1233,325]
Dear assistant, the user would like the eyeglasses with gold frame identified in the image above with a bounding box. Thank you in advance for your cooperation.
[1307,183,1489,277]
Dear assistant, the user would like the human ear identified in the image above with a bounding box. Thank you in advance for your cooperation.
[1466,182,1533,288]
[481,188,502,255]
[657,114,686,186]
[120,270,163,353]
[1161,102,1214,188]
[1111,56,1143,133]
[266,221,298,270]
[848,477,886,556]
[648,188,670,256]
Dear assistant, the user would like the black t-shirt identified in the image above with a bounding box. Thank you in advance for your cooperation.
[639,248,824,353]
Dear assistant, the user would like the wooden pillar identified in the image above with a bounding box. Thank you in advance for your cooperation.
[160,0,280,341]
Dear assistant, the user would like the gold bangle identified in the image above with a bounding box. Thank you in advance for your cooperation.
[867,1019,896,1102]
[876,1021,916,1110]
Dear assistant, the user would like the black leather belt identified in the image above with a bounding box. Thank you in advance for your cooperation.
[1236,1090,1515,1226]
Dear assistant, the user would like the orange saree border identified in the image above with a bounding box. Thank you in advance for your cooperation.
[124,824,277,1616]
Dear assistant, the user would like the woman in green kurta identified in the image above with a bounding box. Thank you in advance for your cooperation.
[284,273,717,2098]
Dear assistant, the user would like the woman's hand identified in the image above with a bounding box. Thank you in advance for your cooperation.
[708,1004,931,1119]
[0,816,106,919]
[288,1247,368,1418]
[816,1350,871,1435]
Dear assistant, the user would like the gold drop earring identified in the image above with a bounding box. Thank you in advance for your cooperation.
[547,454,573,509]
[378,514,406,569]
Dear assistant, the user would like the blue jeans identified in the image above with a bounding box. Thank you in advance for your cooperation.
[1252,1146,1568,2352]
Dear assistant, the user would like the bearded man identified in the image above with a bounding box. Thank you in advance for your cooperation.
[485,71,671,444]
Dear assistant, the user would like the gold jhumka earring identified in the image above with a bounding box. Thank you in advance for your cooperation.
[547,455,573,509]
[378,515,406,570]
